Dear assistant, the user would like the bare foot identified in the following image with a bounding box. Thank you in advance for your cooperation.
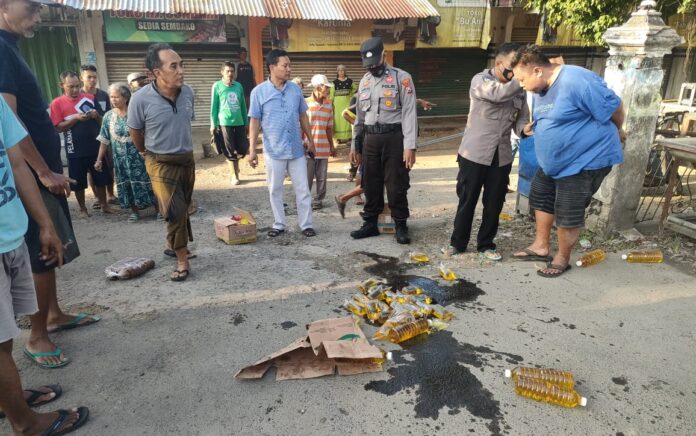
[101,205,116,214]
[25,337,68,367]
[512,244,550,258]
[78,208,90,218]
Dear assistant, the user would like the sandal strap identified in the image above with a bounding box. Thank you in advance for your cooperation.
[42,409,69,436]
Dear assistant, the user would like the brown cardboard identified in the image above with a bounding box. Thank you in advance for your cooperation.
[378,206,395,234]
[214,209,257,245]
[235,317,385,381]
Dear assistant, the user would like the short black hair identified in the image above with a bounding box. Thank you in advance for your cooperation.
[511,44,551,69]
[80,64,97,73]
[240,47,248,53]
[145,43,174,72]
[265,49,288,74]
[222,61,235,70]
[59,70,79,82]
[495,42,520,59]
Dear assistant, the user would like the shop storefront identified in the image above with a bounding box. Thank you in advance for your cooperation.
[101,11,243,125]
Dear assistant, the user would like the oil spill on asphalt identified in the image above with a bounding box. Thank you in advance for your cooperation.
[280,321,298,330]
[365,331,523,435]
[231,313,247,325]
[358,252,485,305]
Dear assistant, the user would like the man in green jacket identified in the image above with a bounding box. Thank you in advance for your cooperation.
[211,61,249,185]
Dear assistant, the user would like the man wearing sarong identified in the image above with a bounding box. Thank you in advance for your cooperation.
[128,43,196,282]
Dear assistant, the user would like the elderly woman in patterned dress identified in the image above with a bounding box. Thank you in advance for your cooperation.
[95,83,155,222]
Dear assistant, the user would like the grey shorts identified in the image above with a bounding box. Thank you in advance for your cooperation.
[529,167,612,228]
[0,243,38,343]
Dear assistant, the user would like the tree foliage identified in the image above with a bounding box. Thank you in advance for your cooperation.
[527,0,695,46]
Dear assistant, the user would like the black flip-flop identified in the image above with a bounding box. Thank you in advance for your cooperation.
[302,228,317,237]
[42,407,89,436]
[537,263,571,278]
[512,248,553,262]
[163,249,197,259]
[0,384,63,419]
[335,195,346,219]
[268,228,285,237]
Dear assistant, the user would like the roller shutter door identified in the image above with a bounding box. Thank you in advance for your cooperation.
[105,47,239,126]
[396,49,488,117]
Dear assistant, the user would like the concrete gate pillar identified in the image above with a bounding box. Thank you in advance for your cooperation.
[586,0,683,235]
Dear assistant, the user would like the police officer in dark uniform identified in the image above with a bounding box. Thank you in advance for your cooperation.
[349,37,418,244]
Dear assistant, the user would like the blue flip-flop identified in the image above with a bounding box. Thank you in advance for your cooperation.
[47,312,101,333]
[24,347,70,369]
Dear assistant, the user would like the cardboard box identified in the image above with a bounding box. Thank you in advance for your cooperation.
[378,206,395,234]
[235,316,385,381]
[214,209,257,245]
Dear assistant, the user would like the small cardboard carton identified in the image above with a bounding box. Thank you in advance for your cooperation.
[235,316,385,381]
[214,209,257,245]
[378,206,395,234]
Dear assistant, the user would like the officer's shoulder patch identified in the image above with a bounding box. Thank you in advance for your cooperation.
[401,78,411,88]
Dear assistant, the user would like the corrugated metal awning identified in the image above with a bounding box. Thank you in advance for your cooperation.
[56,0,438,19]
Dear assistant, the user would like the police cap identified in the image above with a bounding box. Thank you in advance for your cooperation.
[360,37,384,67]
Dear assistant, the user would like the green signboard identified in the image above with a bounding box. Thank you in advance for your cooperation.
[103,11,226,43]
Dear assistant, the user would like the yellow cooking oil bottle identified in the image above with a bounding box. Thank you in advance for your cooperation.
[410,252,430,263]
[622,250,663,263]
[575,249,606,267]
[439,263,457,281]
[504,367,575,389]
[513,376,587,408]
[387,319,431,343]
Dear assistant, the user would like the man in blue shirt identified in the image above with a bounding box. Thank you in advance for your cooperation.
[248,49,317,237]
[0,0,101,369]
[511,45,625,278]
[0,94,89,436]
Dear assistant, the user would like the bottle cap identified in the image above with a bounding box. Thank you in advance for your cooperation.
[575,260,583,267]
[504,369,512,378]
[580,397,588,407]
[621,254,628,260]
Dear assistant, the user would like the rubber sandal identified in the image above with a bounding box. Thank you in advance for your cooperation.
[335,195,346,219]
[537,263,571,278]
[128,212,140,222]
[163,249,197,259]
[91,202,101,210]
[268,228,285,237]
[42,407,89,436]
[302,228,317,237]
[512,248,553,262]
[0,385,62,419]
[23,347,70,369]
[47,313,101,333]
[170,269,189,282]
[479,250,502,261]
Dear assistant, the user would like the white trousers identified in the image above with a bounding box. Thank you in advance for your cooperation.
[266,156,313,231]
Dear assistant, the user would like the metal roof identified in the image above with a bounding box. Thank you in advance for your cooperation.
[56,0,438,19]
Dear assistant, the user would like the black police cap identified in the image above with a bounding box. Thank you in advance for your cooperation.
[360,37,384,67]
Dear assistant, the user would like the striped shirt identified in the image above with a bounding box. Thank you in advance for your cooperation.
[305,95,333,159]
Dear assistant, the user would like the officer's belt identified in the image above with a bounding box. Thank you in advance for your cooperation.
[364,123,402,135]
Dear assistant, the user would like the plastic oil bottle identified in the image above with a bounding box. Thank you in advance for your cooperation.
[575,249,606,267]
[513,375,587,408]
[439,263,457,281]
[410,252,430,263]
[504,367,575,389]
[343,300,366,317]
[387,319,431,343]
[622,249,663,263]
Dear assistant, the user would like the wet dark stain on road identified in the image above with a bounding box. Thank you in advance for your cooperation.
[231,313,247,325]
[536,317,560,324]
[365,331,523,435]
[280,321,297,330]
[358,252,485,305]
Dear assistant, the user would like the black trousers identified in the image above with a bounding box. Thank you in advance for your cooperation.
[450,153,511,252]
[361,131,410,222]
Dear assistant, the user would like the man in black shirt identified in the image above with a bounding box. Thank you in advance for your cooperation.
[236,47,256,105]
[0,0,100,371]
[80,64,116,205]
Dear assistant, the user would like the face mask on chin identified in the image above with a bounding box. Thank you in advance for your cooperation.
[368,64,386,77]
[502,67,514,82]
